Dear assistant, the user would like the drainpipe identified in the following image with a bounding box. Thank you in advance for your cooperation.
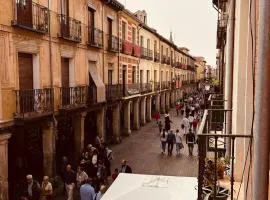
[117,11,121,85]
[102,3,105,82]
[253,0,270,199]
[224,0,236,158]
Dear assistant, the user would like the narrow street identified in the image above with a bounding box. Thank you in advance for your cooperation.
[110,109,198,177]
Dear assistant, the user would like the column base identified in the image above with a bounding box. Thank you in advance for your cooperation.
[122,129,131,136]
[112,135,122,144]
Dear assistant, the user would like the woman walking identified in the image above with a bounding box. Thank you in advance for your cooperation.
[160,129,167,154]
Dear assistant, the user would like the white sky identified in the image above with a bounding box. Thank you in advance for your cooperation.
[118,0,218,66]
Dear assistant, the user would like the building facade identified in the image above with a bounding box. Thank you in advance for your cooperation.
[0,0,199,198]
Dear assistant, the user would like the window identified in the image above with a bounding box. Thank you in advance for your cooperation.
[132,27,136,44]
[88,8,95,28]
[154,41,157,52]
[161,45,163,55]
[147,70,150,83]
[154,70,157,82]
[107,18,113,36]
[61,0,69,16]
[147,39,150,49]
[132,66,136,83]
[108,70,113,85]
[140,36,144,47]
[122,21,126,40]
[166,48,168,57]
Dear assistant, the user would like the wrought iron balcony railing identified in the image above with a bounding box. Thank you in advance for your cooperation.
[140,47,153,60]
[166,57,171,65]
[12,0,49,34]
[14,88,53,119]
[154,52,160,62]
[161,55,167,64]
[58,14,82,42]
[154,82,160,91]
[107,35,119,52]
[140,83,152,94]
[60,86,87,109]
[88,27,103,48]
[161,81,169,90]
[106,84,123,101]
[123,83,140,96]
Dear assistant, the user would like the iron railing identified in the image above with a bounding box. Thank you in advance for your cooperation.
[124,83,140,96]
[14,88,53,118]
[106,84,123,101]
[132,44,141,57]
[60,86,87,109]
[154,82,160,91]
[161,55,167,64]
[12,0,49,34]
[154,52,160,62]
[140,83,152,94]
[88,27,103,48]
[197,108,251,200]
[107,35,119,52]
[87,84,97,106]
[140,47,153,60]
[166,57,171,65]
[161,81,169,90]
[58,14,81,42]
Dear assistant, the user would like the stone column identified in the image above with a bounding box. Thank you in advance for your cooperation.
[160,92,166,114]
[123,101,131,135]
[155,94,160,113]
[0,133,11,200]
[73,112,87,160]
[42,121,55,177]
[112,103,121,143]
[170,92,175,108]
[165,92,170,111]
[146,96,152,122]
[133,98,140,130]
[97,107,105,140]
[140,97,146,126]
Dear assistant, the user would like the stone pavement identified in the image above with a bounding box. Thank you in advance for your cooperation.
[110,109,198,177]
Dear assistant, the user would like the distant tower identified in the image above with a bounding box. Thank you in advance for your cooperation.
[169,31,173,43]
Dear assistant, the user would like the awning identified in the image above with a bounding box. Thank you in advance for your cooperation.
[89,66,105,103]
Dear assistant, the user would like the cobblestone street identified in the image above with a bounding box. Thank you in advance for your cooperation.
[110,109,198,177]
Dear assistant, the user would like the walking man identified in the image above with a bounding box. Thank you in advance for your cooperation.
[167,130,176,156]
[186,129,196,156]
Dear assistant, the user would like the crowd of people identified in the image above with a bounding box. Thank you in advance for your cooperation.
[158,89,206,157]
[16,135,134,200]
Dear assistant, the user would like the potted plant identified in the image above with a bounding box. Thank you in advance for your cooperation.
[203,158,230,200]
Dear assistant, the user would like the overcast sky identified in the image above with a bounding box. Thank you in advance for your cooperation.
[118,0,217,66]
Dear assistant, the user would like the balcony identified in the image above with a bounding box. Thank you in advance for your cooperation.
[12,0,49,34]
[161,81,169,90]
[14,88,53,119]
[216,15,228,49]
[87,84,97,106]
[60,86,87,110]
[140,83,152,94]
[106,84,123,101]
[107,35,119,52]
[132,44,141,57]
[170,82,176,90]
[123,83,140,96]
[212,0,228,11]
[161,55,167,64]
[154,82,160,91]
[121,40,132,55]
[166,57,171,65]
[88,27,103,48]
[154,52,160,62]
[140,47,153,60]
[175,62,182,69]
[58,14,81,43]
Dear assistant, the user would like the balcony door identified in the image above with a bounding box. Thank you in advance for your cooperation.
[108,18,113,49]
[61,58,70,106]
[18,53,34,114]
[60,0,69,38]
[17,0,33,28]
[88,8,95,45]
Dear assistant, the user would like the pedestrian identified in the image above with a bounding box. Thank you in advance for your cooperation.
[19,174,41,200]
[175,102,180,116]
[188,114,195,129]
[95,185,106,200]
[40,176,53,200]
[164,111,172,131]
[111,168,119,181]
[154,111,161,125]
[63,165,76,200]
[175,129,183,156]
[80,178,96,200]
[167,130,176,156]
[160,129,168,154]
[76,166,88,189]
[186,129,196,156]
[181,115,190,134]
[120,160,132,173]
[158,121,163,134]
[193,118,199,134]
[97,160,106,184]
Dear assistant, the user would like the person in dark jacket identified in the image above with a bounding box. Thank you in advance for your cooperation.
[120,160,132,173]
[164,111,172,131]
[167,130,176,156]
[19,174,41,200]
[186,129,196,156]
